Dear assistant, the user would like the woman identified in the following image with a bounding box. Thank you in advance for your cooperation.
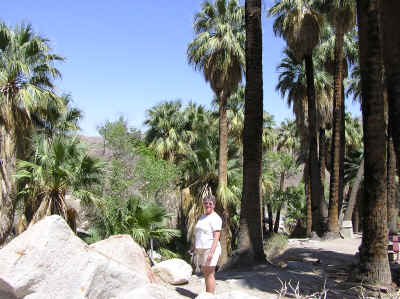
[193,195,222,294]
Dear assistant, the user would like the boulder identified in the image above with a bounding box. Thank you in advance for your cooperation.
[117,283,182,299]
[90,234,154,282]
[152,258,192,285]
[0,215,150,299]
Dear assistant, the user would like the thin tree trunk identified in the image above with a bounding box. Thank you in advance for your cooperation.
[304,162,312,237]
[236,0,265,265]
[344,158,364,221]
[319,128,328,233]
[304,54,322,235]
[274,172,285,233]
[353,191,360,233]
[387,137,397,233]
[0,129,16,245]
[357,0,391,285]
[338,84,346,220]
[328,28,344,235]
[267,203,273,233]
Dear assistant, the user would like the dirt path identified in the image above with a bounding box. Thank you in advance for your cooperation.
[170,235,363,299]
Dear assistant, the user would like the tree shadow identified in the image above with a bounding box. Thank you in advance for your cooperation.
[214,247,360,298]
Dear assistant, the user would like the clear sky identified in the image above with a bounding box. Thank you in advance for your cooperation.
[3,1,360,136]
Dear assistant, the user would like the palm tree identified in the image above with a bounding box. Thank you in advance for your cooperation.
[356,0,391,285]
[0,22,63,244]
[320,0,356,236]
[32,93,82,139]
[144,101,191,162]
[15,135,104,230]
[275,46,332,234]
[188,0,245,265]
[269,0,325,235]
[234,0,265,265]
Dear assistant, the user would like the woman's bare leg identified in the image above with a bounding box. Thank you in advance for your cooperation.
[202,266,216,293]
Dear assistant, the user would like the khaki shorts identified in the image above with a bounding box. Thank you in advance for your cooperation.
[196,246,221,267]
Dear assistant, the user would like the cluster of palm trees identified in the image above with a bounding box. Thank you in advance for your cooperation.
[183,0,400,287]
[1,0,399,289]
[268,0,400,287]
[268,0,400,286]
[0,22,105,243]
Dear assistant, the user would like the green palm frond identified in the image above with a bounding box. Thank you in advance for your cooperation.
[188,0,245,97]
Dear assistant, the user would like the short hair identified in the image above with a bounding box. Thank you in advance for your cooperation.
[203,195,216,204]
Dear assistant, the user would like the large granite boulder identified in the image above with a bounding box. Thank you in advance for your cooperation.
[152,258,192,285]
[117,283,182,299]
[0,215,151,299]
[90,234,154,282]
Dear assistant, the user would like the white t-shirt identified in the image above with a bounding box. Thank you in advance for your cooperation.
[195,212,222,249]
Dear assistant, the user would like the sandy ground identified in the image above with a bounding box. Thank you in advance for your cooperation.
[169,234,365,299]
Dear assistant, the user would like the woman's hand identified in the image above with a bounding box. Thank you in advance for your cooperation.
[206,252,213,265]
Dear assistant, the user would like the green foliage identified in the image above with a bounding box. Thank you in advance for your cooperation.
[158,247,182,259]
[91,118,181,251]
[15,134,104,225]
[284,184,306,231]
[95,196,180,249]
[135,154,179,200]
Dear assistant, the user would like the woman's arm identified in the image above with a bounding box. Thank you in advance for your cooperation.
[207,230,221,264]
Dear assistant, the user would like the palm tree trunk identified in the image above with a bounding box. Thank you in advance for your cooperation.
[338,84,346,221]
[357,0,391,285]
[344,158,364,221]
[304,162,312,237]
[380,1,400,176]
[353,192,360,233]
[387,137,397,233]
[217,90,230,266]
[274,172,285,233]
[218,91,228,188]
[0,128,16,245]
[328,28,344,235]
[267,203,273,232]
[319,128,328,233]
[304,54,322,235]
[237,0,265,264]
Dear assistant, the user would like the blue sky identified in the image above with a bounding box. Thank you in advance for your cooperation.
[3,1,360,136]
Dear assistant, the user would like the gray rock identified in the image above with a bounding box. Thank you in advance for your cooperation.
[117,284,182,299]
[0,215,149,299]
[152,258,193,285]
[90,234,154,282]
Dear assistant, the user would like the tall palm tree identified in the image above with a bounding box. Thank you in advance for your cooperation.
[275,46,332,234]
[187,0,245,265]
[236,0,265,265]
[269,0,325,235]
[356,0,391,285]
[0,22,63,244]
[321,0,356,236]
